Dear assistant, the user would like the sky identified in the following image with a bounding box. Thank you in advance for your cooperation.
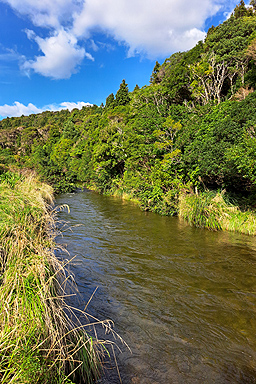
[0,0,246,119]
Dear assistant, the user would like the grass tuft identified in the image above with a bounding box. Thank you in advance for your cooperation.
[0,171,120,383]
[179,190,256,235]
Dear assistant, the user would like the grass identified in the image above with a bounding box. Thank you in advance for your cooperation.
[0,171,118,384]
[179,190,256,235]
[88,178,256,235]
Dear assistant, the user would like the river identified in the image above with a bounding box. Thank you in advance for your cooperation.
[55,189,256,384]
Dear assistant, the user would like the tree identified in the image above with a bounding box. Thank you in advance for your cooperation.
[131,84,169,116]
[190,53,229,105]
[115,80,131,106]
[150,61,161,84]
[105,93,115,108]
[153,117,182,167]
[234,0,248,18]
[250,0,256,11]
[206,25,216,38]
[247,37,256,62]
[62,120,78,140]
[159,50,198,105]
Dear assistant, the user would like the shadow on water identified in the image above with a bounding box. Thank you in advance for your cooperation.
[55,190,256,384]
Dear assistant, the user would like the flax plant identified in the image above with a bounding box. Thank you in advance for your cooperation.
[0,172,110,384]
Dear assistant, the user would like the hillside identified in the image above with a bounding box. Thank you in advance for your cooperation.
[1,1,256,231]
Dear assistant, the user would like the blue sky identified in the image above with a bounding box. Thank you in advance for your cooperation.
[0,0,244,118]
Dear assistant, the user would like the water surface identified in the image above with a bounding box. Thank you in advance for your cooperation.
[55,190,256,384]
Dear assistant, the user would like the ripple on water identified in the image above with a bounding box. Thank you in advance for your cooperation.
[56,191,256,384]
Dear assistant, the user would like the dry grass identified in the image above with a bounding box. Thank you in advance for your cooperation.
[0,171,123,384]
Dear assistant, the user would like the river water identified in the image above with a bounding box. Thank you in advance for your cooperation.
[55,190,256,384]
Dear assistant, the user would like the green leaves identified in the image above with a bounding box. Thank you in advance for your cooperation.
[115,79,131,106]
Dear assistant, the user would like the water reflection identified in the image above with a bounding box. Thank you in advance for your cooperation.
[56,190,256,383]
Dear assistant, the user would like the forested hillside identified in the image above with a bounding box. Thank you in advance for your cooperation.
[1,1,256,230]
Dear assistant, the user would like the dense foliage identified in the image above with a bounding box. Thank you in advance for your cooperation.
[1,3,256,219]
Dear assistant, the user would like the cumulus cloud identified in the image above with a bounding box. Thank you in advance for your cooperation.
[0,101,42,118]
[72,0,222,56]
[0,0,79,28]
[1,0,239,77]
[1,0,90,79]
[0,101,93,118]
[58,101,92,110]
[22,29,89,79]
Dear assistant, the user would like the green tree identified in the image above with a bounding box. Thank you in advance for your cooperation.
[62,120,79,140]
[105,93,115,108]
[150,61,161,84]
[154,117,182,168]
[234,0,248,18]
[115,80,131,106]
[250,0,256,11]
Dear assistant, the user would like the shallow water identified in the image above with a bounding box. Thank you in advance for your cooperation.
[55,190,256,384]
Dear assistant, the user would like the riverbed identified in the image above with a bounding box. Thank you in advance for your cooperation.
[55,189,256,383]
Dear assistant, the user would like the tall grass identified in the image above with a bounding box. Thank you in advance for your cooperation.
[179,190,256,235]
[0,171,115,383]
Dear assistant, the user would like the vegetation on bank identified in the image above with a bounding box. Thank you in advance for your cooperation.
[1,1,256,234]
[179,191,256,235]
[0,171,111,384]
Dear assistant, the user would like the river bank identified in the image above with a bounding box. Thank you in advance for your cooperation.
[0,171,105,384]
[85,181,256,236]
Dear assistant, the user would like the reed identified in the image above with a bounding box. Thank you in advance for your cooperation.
[0,171,110,383]
[179,190,256,235]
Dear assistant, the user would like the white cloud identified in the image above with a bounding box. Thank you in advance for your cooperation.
[0,101,42,117]
[1,0,239,77]
[90,39,99,52]
[1,1,91,79]
[1,0,79,28]
[0,49,22,62]
[72,0,223,57]
[0,47,26,75]
[60,101,92,109]
[22,29,89,79]
[0,101,93,118]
